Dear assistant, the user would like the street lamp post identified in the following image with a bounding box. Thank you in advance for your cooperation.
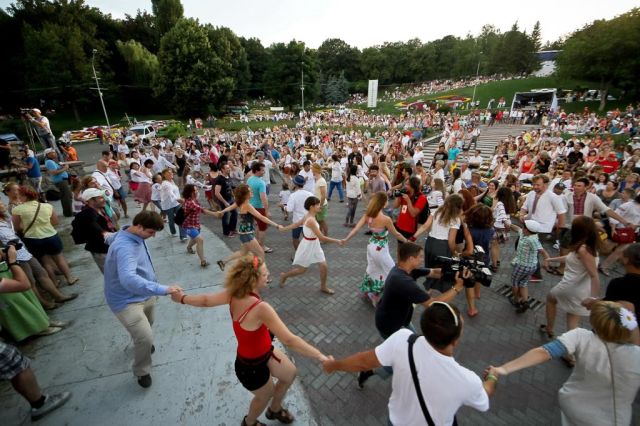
[300,61,305,112]
[91,49,111,131]
[471,52,483,107]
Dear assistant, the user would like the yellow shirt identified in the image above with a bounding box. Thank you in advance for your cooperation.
[12,201,56,239]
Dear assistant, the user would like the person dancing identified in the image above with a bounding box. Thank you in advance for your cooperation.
[171,255,331,426]
[343,193,408,306]
[279,196,342,295]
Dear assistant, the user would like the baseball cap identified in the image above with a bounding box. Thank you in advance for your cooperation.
[43,148,55,155]
[82,188,104,202]
[31,108,41,114]
[524,220,544,233]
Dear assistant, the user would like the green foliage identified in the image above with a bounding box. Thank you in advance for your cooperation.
[322,71,350,105]
[157,120,187,140]
[556,8,640,110]
[154,18,235,116]
[263,41,319,109]
[241,37,268,98]
[151,0,183,35]
[206,26,251,99]
[317,38,362,82]
[116,39,159,85]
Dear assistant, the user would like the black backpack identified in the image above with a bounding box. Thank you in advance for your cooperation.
[174,206,186,226]
[70,216,87,244]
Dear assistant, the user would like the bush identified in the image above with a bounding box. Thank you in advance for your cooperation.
[159,121,187,140]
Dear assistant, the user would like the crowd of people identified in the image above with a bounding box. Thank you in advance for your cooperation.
[1,103,640,424]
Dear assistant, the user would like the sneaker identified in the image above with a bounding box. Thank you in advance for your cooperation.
[137,374,152,388]
[516,301,529,314]
[357,370,374,389]
[552,241,560,250]
[529,275,543,283]
[31,392,71,421]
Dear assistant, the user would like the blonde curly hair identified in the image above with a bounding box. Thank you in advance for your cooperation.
[224,254,264,298]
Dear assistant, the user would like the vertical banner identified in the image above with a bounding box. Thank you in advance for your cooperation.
[367,80,378,108]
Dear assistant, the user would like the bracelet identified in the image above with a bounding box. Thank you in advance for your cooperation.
[486,373,498,383]
[7,262,19,268]
[180,294,187,304]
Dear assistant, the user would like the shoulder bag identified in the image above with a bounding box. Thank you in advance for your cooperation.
[20,202,41,238]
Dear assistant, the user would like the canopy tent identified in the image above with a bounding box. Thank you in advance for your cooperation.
[510,90,558,113]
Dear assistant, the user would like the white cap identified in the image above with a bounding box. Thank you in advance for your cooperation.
[524,220,544,234]
[31,108,41,114]
[82,188,104,202]
[43,148,55,155]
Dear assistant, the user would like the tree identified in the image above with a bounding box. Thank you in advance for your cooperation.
[120,10,158,53]
[241,37,267,98]
[154,18,235,115]
[531,21,542,52]
[263,41,318,109]
[116,39,159,85]
[206,26,251,99]
[317,38,362,82]
[556,8,640,110]
[151,0,183,35]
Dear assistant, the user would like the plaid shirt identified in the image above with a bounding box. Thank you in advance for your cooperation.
[573,193,587,216]
[514,230,542,267]
[181,198,204,229]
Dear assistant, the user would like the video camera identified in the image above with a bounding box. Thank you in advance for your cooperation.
[19,108,33,117]
[437,245,492,288]
[392,188,407,198]
[2,239,23,257]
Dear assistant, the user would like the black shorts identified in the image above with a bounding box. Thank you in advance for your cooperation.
[396,227,414,243]
[235,348,273,391]
[23,234,63,258]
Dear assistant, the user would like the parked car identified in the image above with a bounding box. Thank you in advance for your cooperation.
[124,124,156,145]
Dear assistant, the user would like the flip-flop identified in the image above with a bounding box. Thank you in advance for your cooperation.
[200,260,210,268]
[467,309,479,317]
[320,288,335,295]
[216,260,225,271]
[539,324,555,339]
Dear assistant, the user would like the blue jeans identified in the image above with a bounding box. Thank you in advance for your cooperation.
[164,206,186,238]
[222,209,238,236]
[328,181,344,201]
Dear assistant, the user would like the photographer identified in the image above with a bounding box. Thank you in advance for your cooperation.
[24,109,64,159]
[324,302,494,425]
[358,242,465,388]
[393,176,427,241]
[44,149,73,217]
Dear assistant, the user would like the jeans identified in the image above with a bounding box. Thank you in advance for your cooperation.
[345,197,358,224]
[222,209,238,235]
[164,205,186,238]
[328,181,344,201]
[115,297,157,377]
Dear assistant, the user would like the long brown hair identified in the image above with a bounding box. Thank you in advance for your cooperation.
[435,194,463,227]
[458,189,476,212]
[233,184,251,205]
[569,216,600,255]
[365,192,387,218]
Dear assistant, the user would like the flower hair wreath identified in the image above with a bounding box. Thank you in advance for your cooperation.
[619,307,638,331]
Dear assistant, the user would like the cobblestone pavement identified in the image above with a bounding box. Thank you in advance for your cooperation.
[202,184,638,426]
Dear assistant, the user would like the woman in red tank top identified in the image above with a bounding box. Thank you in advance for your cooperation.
[172,254,329,426]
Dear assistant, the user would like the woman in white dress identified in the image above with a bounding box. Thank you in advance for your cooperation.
[541,217,600,363]
[279,196,342,295]
[342,193,408,306]
[488,301,640,426]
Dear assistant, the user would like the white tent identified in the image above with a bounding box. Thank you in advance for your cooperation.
[510,89,558,113]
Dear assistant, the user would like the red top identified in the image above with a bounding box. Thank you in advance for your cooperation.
[182,198,204,229]
[231,292,272,359]
[396,194,427,234]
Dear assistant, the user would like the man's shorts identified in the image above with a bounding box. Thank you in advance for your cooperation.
[255,208,268,231]
[511,264,537,288]
[292,226,303,240]
[0,342,30,380]
[559,228,572,249]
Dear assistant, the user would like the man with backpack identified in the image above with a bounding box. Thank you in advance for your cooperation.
[70,188,116,273]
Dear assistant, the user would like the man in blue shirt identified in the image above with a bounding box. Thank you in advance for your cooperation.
[104,211,182,388]
[22,148,42,194]
[43,148,73,217]
[247,162,272,253]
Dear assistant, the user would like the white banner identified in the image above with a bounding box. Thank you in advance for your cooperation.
[367,80,378,108]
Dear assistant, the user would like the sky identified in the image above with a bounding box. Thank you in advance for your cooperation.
[2,0,638,48]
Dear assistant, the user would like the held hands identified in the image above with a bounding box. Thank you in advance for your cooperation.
[483,366,507,379]
[320,355,336,373]
[166,285,183,296]
[581,297,599,309]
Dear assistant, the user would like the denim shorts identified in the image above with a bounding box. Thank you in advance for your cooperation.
[239,232,255,244]
[183,227,200,239]
[291,226,303,239]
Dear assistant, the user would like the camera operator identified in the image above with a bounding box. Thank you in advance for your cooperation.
[24,109,64,160]
[358,242,465,388]
[393,176,427,241]
[324,302,495,425]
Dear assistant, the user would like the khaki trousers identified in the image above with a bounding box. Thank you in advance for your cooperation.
[115,297,157,377]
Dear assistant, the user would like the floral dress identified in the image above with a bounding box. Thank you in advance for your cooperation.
[360,219,394,300]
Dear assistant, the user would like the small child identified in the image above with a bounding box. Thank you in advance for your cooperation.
[278,182,291,220]
[150,174,163,214]
[510,220,550,313]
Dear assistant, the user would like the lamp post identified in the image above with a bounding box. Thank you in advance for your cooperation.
[300,61,305,112]
[91,49,111,131]
[471,52,483,107]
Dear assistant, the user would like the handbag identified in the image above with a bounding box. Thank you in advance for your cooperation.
[612,227,636,244]
[407,334,458,426]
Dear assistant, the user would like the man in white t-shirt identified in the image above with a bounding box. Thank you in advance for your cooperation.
[298,160,315,193]
[323,303,495,425]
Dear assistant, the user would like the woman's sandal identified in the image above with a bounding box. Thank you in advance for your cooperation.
[538,324,555,339]
[265,407,295,424]
[216,260,225,271]
[241,416,266,426]
[200,260,210,268]
[320,287,335,295]
[187,247,195,255]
